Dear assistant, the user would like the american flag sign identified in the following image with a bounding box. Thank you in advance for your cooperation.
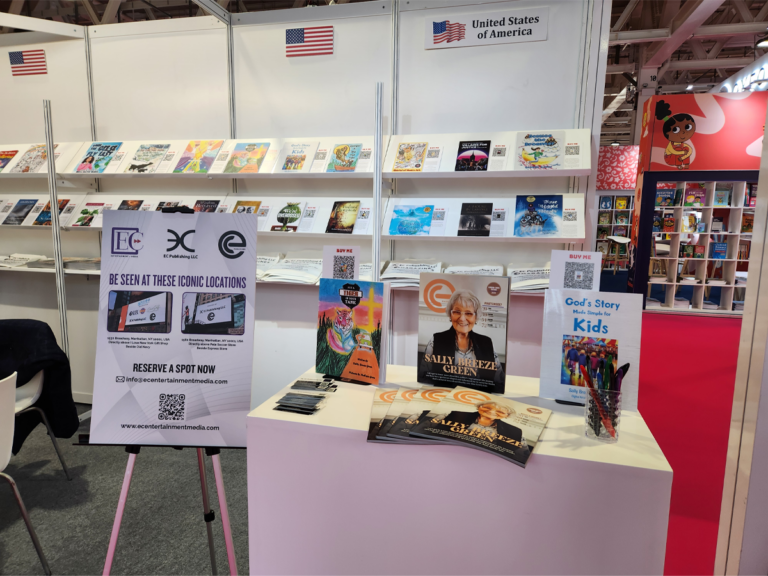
[9,50,47,76]
[285,26,334,57]
[433,21,466,44]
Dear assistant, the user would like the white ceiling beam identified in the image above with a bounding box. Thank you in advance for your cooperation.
[101,0,122,24]
[0,11,84,37]
[609,20,768,45]
[645,0,727,69]
[667,56,754,70]
[601,126,633,134]
[661,0,682,27]
[0,0,24,34]
[687,38,710,59]
[757,2,768,21]
[82,0,101,25]
[607,63,637,74]
[602,87,627,123]
[708,38,727,57]
[192,0,230,22]
[612,0,640,32]
[732,0,755,22]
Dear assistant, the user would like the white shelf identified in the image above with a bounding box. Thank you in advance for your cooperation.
[58,171,374,181]
[382,168,590,179]
[0,266,55,274]
[257,231,371,239]
[382,234,583,243]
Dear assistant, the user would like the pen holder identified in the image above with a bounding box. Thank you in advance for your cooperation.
[584,389,622,443]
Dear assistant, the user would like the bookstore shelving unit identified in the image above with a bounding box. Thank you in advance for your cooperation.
[595,192,634,269]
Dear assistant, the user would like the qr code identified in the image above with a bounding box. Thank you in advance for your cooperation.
[493,147,506,157]
[164,153,175,161]
[565,145,580,156]
[563,211,577,221]
[315,151,327,161]
[358,209,370,220]
[432,210,445,221]
[216,152,229,162]
[359,150,372,160]
[492,211,506,221]
[158,393,185,421]
[564,262,594,290]
[427,149,440,159]
[333,255,355,279]
[304,209,316,219]
[32,205,43,213]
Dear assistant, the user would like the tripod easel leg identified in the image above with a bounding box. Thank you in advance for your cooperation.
[197,448,218,575]
[103,446,140,576]
[208,448,237,576]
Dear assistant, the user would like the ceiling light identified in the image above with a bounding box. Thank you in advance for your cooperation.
[686,85,694,91]
[611,141,621,147]
[757,33,768,49]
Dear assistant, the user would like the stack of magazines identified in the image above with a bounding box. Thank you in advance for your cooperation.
[444,263,504,276]
[380,260,443,287]
[368,385,552,468]
[508,263,551,292]
[261,251,323,284]
[0,254,47,268]
[64,257,100,271]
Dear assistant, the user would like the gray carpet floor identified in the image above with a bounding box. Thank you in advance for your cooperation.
[0,404,249,575]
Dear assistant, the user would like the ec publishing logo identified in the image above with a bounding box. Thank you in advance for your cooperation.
[111,228,143,256]
[218,230,246,259]
[167,229,195,253]
[423,278,455,314]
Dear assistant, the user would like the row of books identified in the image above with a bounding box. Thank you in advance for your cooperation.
[654,182,738,207]
[652,212,753,234]
[597,211,630,226]
[0,254,100,270]
[598,195,632,210]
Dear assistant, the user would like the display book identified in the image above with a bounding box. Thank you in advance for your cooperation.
[595,193,634,263]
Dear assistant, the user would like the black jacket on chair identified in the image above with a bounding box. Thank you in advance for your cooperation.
[0,319,79,453]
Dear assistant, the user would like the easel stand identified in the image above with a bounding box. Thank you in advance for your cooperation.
[102,446,237,576]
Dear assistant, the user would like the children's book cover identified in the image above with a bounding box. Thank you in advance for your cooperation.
[513,195,563,237]
[597,212,611,225]
[388,205,434,236]
[233,200,261,214]
[615,212,629,225]
[694,245,706,258]
[76,142,122,174]
[663,216,676,232]
[655,189,675,206]
[614,225,628,237]
[11,144,57,174]
[712,217,725,232]
[317,279,384,385]
[33,199,69,226]
[326,143,362,173]
[118,200,144,211]
[458,203,493,237]
[615,196,629,210]
[454,141,490,171]
[681,213,699,233]
[194,200,220,213]
[72,203,104,227]
[326,201,360,234]
[711,242,727,259]
[597,226,610,239]
[2,199,37,225]
[714,183,733,207]
[277,142,318,172]
[742,213,754,233]
[393,142,428,172]
[596,240,610,255]
[124,144,170,173]
[515,131,564,170]
[683,184,706,207]
[0,150,18,172]
[224,142,270,174]
[652,212,662,232]
[172,140,223,174]
[271,202,305,232]
[599,196,612,210]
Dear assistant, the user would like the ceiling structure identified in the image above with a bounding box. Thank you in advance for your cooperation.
[1,1,765,148]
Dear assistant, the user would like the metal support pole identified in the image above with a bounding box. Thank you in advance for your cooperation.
[372,82,383,283]
[43,100,70,358]
[83,27,97,141]
[389,0,399,137]
[197,449,218,575]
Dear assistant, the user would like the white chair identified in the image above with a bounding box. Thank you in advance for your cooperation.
[1,372,52,575]
[15,370,71,480]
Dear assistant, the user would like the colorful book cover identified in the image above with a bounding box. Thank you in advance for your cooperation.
[596,240,610,255]
[393,142,428,172]
[596,226,610,239]
[680,244,695,258]
[711,217,725,232]
[615,212,629,225]
[155,201,180,211]
[71,203,104,227]
[117,200,144,211]
[615,197,629,210]
[613,226,628,237]
[2,199,37,225]
[224,142,270,174]
[697,222,707,233]
[417,272,510,394]
[76,142,122,174]
[326,201,360,234]
[597,212,611,225]
[694,245,706,259]
[388,205,434,236]
[33,199,69,226]
[515,131,564,170]
[513,195,563,237]
[233,200,262,214]
[11,144,57,174]
[277,142,318,172]
[458,203,493,237]
[270,202,305,232]
[663,216,676,233]
[316,278,385,385]
[454,140,490,172]
[377,387,419,440]
[387,387,452,442]
[652,212,662,232]
[124,144,170,173]
[367,388,398,442]
[0,150,18,172]
[655,190,675,206]
[326,143,362,173]
[742,213,754,233]
[193,200,220,213]
[714,183,732,207]
[599,196,613,210]
[681,213,698,233]
[172,140,223,174]
[684,187,706,207]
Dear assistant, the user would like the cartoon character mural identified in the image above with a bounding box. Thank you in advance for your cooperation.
[655,99,696,170]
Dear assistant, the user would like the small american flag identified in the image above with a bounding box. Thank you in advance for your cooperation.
[433,21,466,44]
[9,49,47,76]
[286,26,334,57]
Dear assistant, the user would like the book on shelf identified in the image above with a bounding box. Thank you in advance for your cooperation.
[742,213,754,233]
[408,386,552,468]
[458,203,493,237]
[599,196,613,210]
[663,216,676,233]
[697,222,707,233]
[393,142,429,172]
[325,201,360,234]
[652,212,662,232]
[597,211,611,225]
[193,200,220,213]
[710,242,727,259]
[316,277,390,385]
[596,241,610,256]
[0,149,18,172]
[745,184,757,207]
[614,211,629,225]
[738,241,751,261]
[117,200,143,211]
[32,199,69,226]
[455,141,490,171]
[381,260,442,288]
[703,300,719,310]
[596,226,610,239]
[0,254,47,268]
[124,144,171,174]
[678,275,700,284]
[2,199,37,226]
[713,183,732,207]
[673,184,685,206]
[172,140,223,174]
[444,264,504,276]
[507,264,550,291]
[260,251,322,284]
[615,196,630,210]
[706,279,727,286]
[683,186,706,207]
[694,245,706,259]
[223,142,270,174]
[645,297,662,308]
[613,225,628,237]
[711,217,725,232]
[681,212,699,233]
[674,297,691,309]
[256,253,282,281]
[270,202,305,232]
[326,143,362,173]
[388,205,435,236]
[655,189,675,206]
[680,244,695,258]
[75,142,122,174]
[513,195,564,238]
[10,144,57,174]
[275,142,318,173]
[733,301,745,311]
[64,257,100,271]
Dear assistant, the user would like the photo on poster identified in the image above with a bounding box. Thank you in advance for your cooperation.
[326,143,362,173]
[515,131,564,170]
[458,203,493,237]
[194,200,220,213]
[123,144,171,173]
[388,205,434,236]
[181,293,245,335]
[233,200,261,214]
[118,200,144,211]
[10,144,56,174]
[32,199,69,226]
[454,140,490,171]
[107,291,172,333]
[0,150,18,172]
[173,140,223,174]
[325,201,360,234]
[513,195,563,237]
[561,336,618,387]
[393,142,428,172]
[224,142,270,174]
[417,273,509,394]
[76,142,123,174]
[2,199,37,225]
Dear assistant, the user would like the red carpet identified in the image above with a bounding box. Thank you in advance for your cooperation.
[638,313,742,575]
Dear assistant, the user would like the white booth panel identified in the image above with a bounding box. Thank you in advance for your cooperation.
[0,34,92,142]
[233,3,392,137]
[89,17,231,140]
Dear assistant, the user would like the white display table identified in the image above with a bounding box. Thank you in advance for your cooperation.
[247,365,672,575]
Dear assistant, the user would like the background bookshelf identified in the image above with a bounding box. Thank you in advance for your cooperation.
[595,192,634,269]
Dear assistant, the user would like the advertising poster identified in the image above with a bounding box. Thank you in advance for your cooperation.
[540,289,642,410]
[90,211,257,447]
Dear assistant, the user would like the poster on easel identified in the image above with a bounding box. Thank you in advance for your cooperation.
[90,211,257,447]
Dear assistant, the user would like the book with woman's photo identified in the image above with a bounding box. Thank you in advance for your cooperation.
[417,272,510,394]
[409,387,552,467]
